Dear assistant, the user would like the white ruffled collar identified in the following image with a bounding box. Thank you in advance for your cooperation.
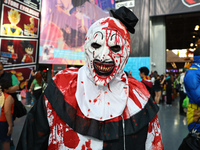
[75,65,129,121]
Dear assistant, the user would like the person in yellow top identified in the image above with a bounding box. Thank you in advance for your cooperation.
[2,9,23,36]
[0,79,15,150]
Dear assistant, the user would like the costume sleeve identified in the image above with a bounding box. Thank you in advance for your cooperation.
[11,74,19,86]
[145,115,164,150]
[184,70,200,105]
[16,93,50,150]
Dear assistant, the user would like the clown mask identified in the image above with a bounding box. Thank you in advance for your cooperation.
[85,17,131,86]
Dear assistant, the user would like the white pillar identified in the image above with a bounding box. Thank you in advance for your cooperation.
[150,16,166,75]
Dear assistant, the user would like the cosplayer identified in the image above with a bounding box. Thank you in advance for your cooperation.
[20,41,34,63]
[17,7,163,150]
[2,9,23,36]
[184,47,200,133]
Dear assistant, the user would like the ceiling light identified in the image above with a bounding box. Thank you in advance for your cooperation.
[195,25,199,31]
[190,43,194,47]
[193,36,195,38]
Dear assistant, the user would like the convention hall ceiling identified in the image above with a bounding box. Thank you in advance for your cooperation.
[166,12,200,50]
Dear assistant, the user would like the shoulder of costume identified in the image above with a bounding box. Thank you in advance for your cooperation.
[44,71,158,141]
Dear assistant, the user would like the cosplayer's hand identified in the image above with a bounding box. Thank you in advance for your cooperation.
[7,126,13,136]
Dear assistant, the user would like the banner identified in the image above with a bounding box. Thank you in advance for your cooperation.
[4,65,36,89]
[0,38,37,66]
[1,4,39,38]
[15,0,41,11]
[150,0,200,16]
[39,0,114,65]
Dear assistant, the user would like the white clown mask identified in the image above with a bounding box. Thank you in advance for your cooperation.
[85,17,131,86]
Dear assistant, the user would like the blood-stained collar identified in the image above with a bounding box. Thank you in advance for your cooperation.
[85,17,130,86]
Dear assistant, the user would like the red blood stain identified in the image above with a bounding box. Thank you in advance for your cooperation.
[93,99,97,103]
[94,34,98,39]
[100,117,103,119]
[85,37,87,41]
[104,91,108,94]
[107,83,112,92]
[88,109,90,112]
[81,81,84,84]
[110,115,113,117]
[63,130,80,148]
[89,100,92,103]
[85,139,91,148]
[93,51,95,58]
[81,145,86,150]
[107,102,110,105]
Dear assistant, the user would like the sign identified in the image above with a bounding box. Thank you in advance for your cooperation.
[115,0,135,9]
[15,0,41,11]
[182,0,200,7]
[4,65,36,89]
[0,38,38,66]
[1,4,40,37]
[39,0,115,65]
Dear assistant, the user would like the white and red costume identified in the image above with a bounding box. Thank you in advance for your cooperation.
[17,7,163,150]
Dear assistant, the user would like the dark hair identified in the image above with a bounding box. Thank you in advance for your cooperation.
[139,67,149,76]
[7,40,13,46]
[0,78,12,92]
[35,72,43,85]
[20,41,34,51]
[72,0,89,7]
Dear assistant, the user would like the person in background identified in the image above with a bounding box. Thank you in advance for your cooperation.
[0,62,19,120]
[164,73,173,106]
[179,68,187,116]
[30,72,44,102]
[0,79,15,150]
[183,47,200,138]
[154,73,165,105]
[20,84,27,106]
[151,71,158,100]
[128,70,133,77]
[139,67,153,94]
[26,70,36,106]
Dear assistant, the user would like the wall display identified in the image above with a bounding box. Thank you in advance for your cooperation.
[4,65,36,89]
[39,0,114,65]
[1,4,39,37]
[150,0,200,16]
[0,38,37,66]
[4,66,35,89]
[15,0,41,11]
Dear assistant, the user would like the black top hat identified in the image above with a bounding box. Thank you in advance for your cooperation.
[110,6,138,34]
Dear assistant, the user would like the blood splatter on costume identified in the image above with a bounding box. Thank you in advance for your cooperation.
[17,7,163,150]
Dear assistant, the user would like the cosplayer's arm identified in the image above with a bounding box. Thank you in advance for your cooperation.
[4,95,14,136]
[145,115,164,150]
[16,93,50,150]
[184,71,200,105]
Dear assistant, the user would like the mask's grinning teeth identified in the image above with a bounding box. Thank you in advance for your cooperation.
[95,64,113,72]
